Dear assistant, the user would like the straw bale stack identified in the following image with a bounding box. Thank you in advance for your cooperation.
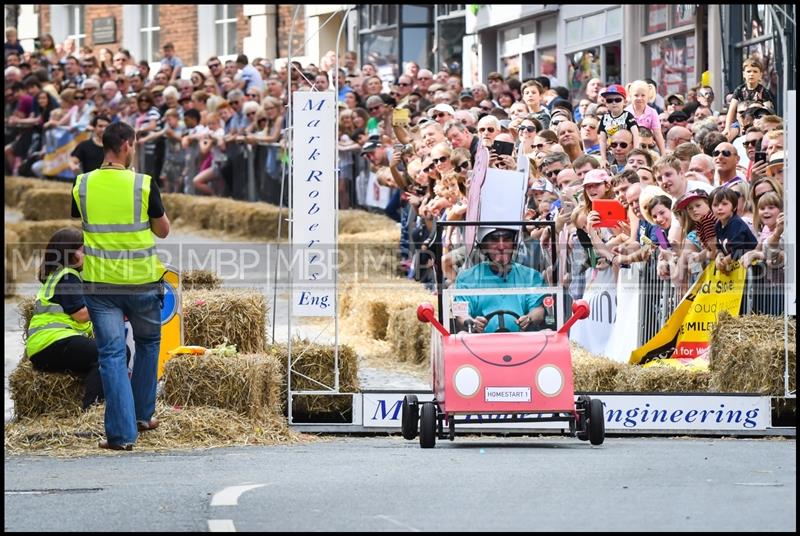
[5,228,20,296]
[4,176,71,208]
[19,188,73,221]
[181,269,222,291]
[338,228,400,276]
[386,304,433,364]
[268,340,359,418]
[338,210,398,234]
[161,353,283,420]
[5,220,82,260]
[9,359,84,418]
[340,278,432,342]
[4,402,301,456]
[571,345,629,392]
[17,295,36,335]
[182,289,268,354]
[709,312,796,395]
[614,364,710,392]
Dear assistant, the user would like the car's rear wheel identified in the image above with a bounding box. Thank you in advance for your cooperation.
[576,395,590,441]
[401,395,419,440]
[588,398,605,446]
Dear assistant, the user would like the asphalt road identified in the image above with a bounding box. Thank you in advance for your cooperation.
[4,436,796,532]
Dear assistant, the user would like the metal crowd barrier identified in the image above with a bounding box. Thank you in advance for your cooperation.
[742,261,785,316]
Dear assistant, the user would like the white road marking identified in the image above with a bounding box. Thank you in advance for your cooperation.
[376,514,421,532]
[734,482,784,487]
[210,484,268,506]
[208,519,236,532]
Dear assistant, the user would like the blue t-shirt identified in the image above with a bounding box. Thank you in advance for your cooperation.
[454,262,545,333]
[715,214,757,261]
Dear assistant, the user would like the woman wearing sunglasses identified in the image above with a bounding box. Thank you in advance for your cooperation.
[517,116,542,156]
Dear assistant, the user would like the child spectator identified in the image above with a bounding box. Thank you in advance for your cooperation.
[723,58,776,139]
[157,109,186,193]
[711,186,758,274]
[626,80,666,155]
[674,189,717,277]
[520,80,551,130]
[598,84,640,170]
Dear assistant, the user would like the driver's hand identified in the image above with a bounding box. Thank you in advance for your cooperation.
[473,316,488,333]
[516,314,532,331]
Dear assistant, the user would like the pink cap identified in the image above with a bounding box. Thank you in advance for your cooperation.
[582,169,611,186]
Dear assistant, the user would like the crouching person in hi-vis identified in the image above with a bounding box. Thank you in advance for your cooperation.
[72,121,170,451]
[26,227,103,410]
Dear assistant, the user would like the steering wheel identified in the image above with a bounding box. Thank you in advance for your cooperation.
[482,309,521,333]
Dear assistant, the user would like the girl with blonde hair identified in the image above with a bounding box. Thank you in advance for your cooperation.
[626,79,666,155]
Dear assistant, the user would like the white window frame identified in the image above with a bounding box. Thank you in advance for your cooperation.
[215,5,238,57]
[140,5,161,63]
[67,5,85,50]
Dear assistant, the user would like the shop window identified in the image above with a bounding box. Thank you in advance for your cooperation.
[646,4,696,34]
[403,5,431,24]
[568,48,601,101]
[402,27,431,68]
[437,17,465,74]
[604,42,621,85]
[646,34,696,98]
[361,30,398,83]
[539,47,557,82]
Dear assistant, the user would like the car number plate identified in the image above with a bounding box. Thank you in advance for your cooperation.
[485,387,531,402]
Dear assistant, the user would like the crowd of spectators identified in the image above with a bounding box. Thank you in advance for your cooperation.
[4,27,787,314]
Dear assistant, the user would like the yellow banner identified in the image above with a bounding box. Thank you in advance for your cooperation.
[630,262,746,365]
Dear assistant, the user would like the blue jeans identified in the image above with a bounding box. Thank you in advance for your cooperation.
[85,288,162,445]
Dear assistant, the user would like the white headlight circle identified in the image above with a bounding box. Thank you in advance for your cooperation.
[537,365,563,397]
[454,365,481,398]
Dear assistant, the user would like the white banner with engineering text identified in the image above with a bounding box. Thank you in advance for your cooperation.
[292,90,336,316]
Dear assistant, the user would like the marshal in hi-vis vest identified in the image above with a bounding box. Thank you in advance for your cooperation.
[26,267,93,357]
[72,169,165,285]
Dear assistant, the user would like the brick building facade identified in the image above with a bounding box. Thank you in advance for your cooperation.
[36,4,306,68]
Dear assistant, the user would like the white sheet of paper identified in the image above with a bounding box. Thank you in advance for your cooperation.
[479,167,527,230]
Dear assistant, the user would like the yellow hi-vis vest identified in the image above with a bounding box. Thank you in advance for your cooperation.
[73,168,165,285]
[26,267,93,357]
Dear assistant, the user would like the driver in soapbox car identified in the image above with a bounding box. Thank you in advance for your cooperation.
[453,226,546,333]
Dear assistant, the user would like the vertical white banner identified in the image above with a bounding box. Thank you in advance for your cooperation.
[786,90,795,316]
[292,91,336,317]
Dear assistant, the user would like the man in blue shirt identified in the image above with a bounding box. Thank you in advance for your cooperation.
[454,227,546,333]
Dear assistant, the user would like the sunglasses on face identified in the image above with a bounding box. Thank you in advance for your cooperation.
[533,143,548,150]
[518,125,536,133]
[605,97,623,104]
[478,127,495,133]
[610,142,629,149]
[480,106,493,111]
[423,164,435,173]
[713,149,733,157]
[208,63,221,69]
[432,156,449,165]
[743,139,761,147]
[640,143,656,150]
[247,93,258,98]
[246,111,256,117]
[545,168,563,178]
[456,162,469,172]
[75,95,86,100]
[368,106,381,112]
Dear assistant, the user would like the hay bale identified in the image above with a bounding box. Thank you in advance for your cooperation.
[19,188,73,221]
[614,364,710,392]
[5,228,20,296]
[9,359,84,418]
[387,304,432,365]
[17,295,36,337]
[183,289,268,353]
[5,220,82,260]
[181,269,222,291]
[4,176,71,208]
[338,210,398,234]
[338,228,400,276]
[161,353,283,420]
[4,402,300,456]
[571,347,629,392]
[268,340,359,418]
[242,203,288,240]
[709,312,796,395]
